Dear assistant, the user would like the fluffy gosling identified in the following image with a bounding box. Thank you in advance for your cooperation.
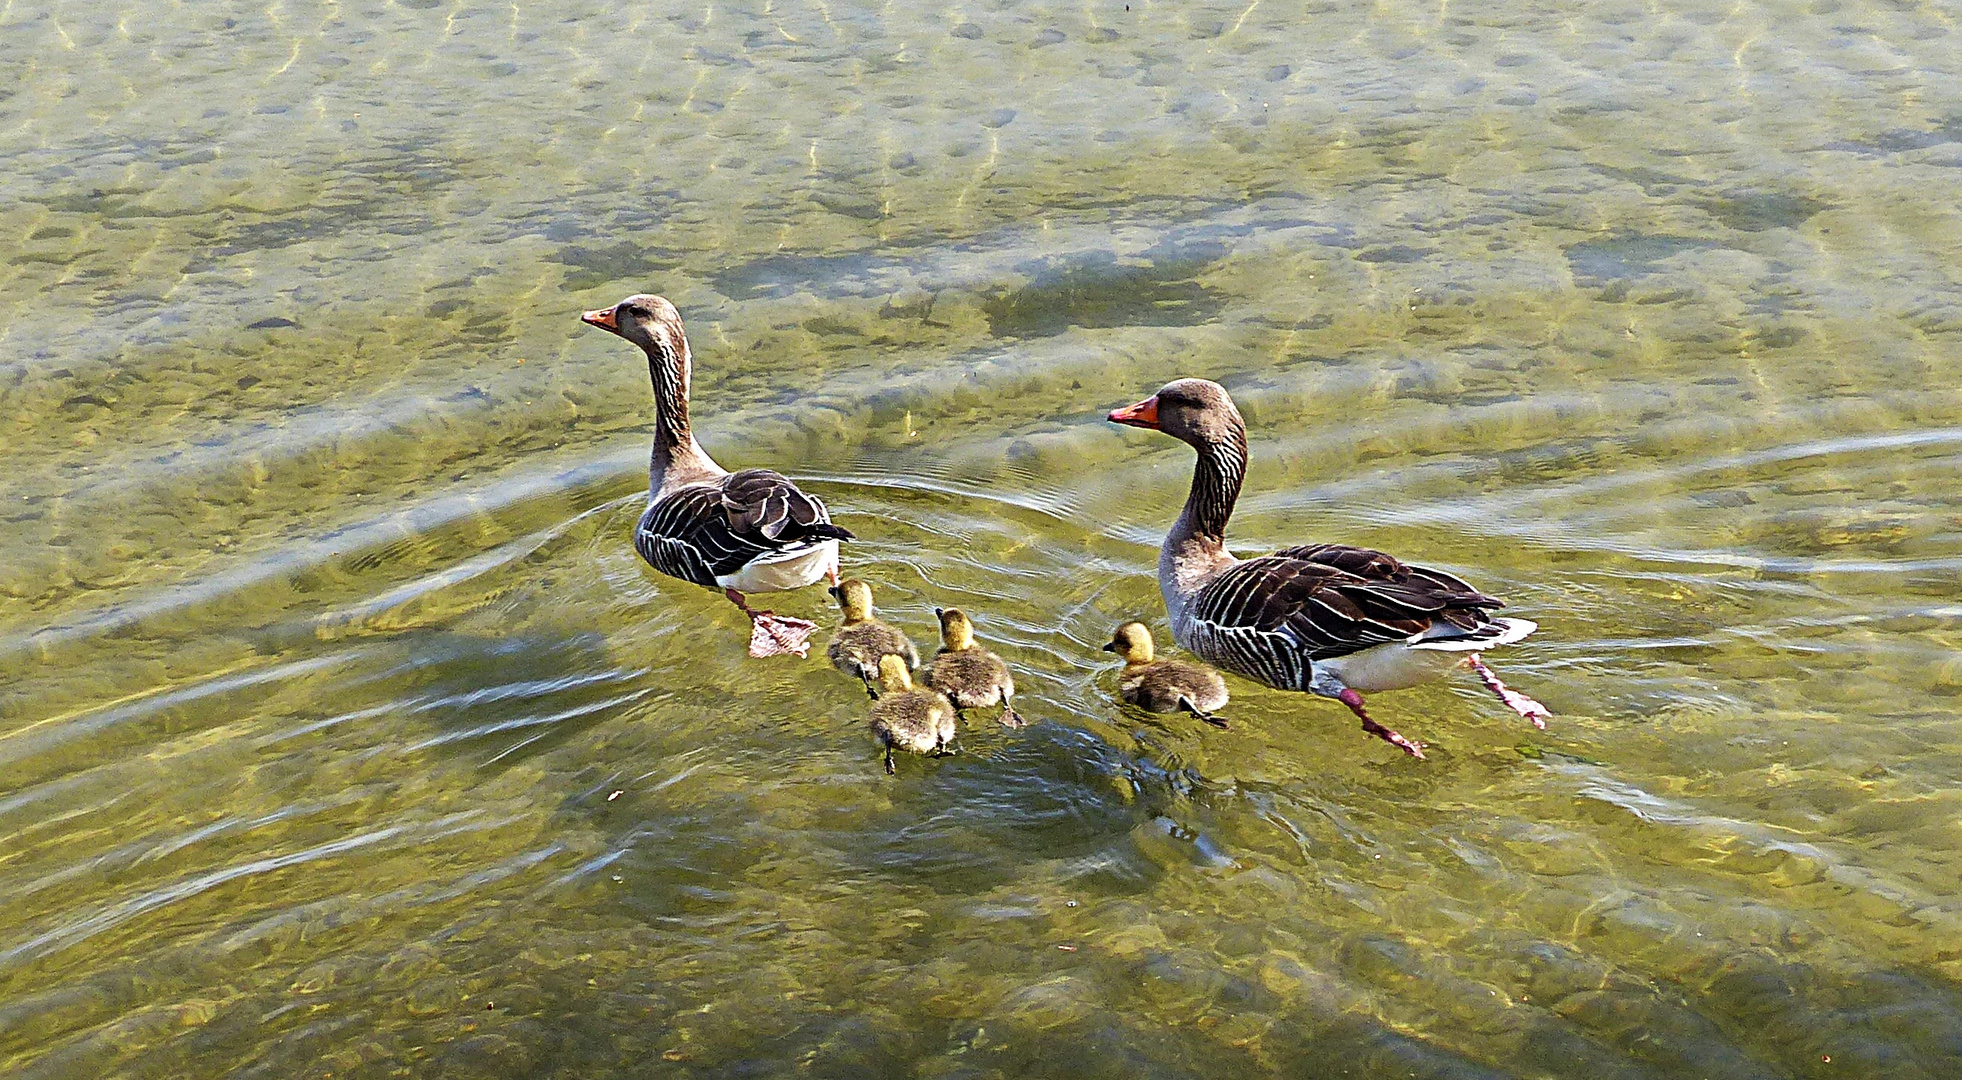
[869,654,958,774]
[1104,622,1229,727]
[925,607,1022,728]
[826,579,920,699]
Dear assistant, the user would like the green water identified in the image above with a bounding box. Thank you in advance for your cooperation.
[5,0,1962,1076]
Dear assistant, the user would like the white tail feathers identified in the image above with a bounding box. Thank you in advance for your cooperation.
[1408,617,1537,653]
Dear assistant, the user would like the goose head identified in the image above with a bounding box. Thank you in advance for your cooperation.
[829,578,876,623]
[933,607,976,651]
[581,293,687,360]
[1107,378,1244,450]
[1102,621,1156,664]
[876,652,914,694]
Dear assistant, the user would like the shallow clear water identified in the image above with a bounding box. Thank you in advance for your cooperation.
[5,0,1962,1076]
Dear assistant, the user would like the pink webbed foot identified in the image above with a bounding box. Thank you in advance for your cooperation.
[725,588,817,659]
[746,612,818,658]
[1337,688,1426,760]
[1466,654,1550,729]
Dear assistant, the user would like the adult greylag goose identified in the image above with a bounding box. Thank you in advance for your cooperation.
[827,578,921,698]
[1103,622,1230,727]
[1108,378,1549,759]
[581,294,851,658]
[869,654,959,774]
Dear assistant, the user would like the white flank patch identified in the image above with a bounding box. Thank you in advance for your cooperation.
[1321,619,1538,692]
[1318,642,1466,692]
[715,541,839,594]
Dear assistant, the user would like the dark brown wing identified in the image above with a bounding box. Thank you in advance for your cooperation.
[634,469,852,588]
[1274,544,1502,635]
[1184,544,1506,690]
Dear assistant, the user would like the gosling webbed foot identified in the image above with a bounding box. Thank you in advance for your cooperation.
[1181,698,1228,728]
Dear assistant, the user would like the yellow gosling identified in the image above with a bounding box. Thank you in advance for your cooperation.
[1104,622,1229,727]
[826,579,920,699]
[925,607,1022,728]
[868,654,958,775]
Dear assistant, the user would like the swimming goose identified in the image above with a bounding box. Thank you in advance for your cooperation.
[1103,622,1230,726]
[1108,378,1549,758]
[827,578,921,698]
[582,294,851,658]
[869,654,958,774]
[925,607,1023,728]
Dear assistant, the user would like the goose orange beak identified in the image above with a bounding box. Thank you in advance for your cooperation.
[580,307,619,333]
[1107,395,1160,429]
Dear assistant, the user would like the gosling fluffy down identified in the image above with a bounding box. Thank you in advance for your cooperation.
[925,607,1022,728]
[1104,622,1229,726]
[869,654,959,774]
[826,579,920,698]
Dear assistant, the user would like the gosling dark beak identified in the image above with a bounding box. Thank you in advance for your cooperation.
[1101,642,1116,652]
[580,307,620,334]
[1107,395,1161,429]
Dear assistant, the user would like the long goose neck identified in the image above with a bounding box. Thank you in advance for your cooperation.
[644,328,710,486]
[1159,420,1246,626]
[1171,423,1246,551]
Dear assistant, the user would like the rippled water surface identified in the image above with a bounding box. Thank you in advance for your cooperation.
[6,0,1962,1076]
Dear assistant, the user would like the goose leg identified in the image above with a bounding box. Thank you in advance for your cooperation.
[724,589,818,659]
[1180,696,1229,729]
[861,677,881,701]
[997,694,1026,729]
[884,745,897,775]
[1335,689,1426,759]
[1465,654,1550,729]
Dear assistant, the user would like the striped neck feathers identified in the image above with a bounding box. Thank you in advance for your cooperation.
[1175,421,1247,546]
[643,319,694,452]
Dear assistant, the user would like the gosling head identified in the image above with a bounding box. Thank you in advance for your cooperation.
[876,653,913,694]
[829,578,875,623]
[1103,622,1156,664]
[933,607,975,651]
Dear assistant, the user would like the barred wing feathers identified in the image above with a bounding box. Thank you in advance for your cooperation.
[1185,543,1508,690]
[634,469,852,588]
